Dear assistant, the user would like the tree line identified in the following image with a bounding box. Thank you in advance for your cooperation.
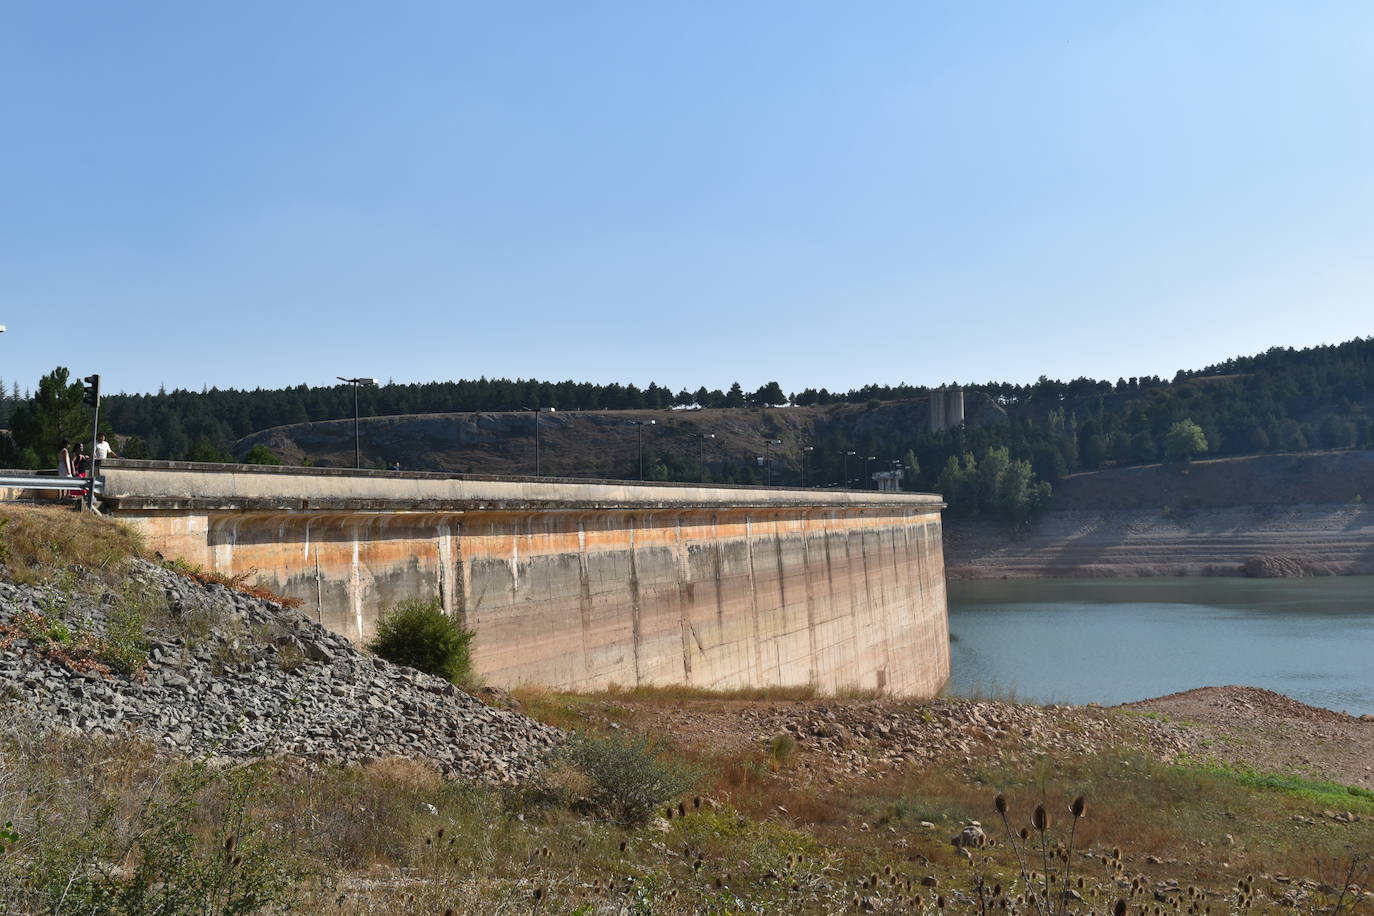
[1,337,1371,521]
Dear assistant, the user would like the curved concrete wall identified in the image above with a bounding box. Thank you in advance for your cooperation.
[102,462,950,697]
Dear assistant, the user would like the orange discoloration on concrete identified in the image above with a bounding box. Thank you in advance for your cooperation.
[115,491,948,696]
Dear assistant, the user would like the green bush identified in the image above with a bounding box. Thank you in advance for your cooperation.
[366,598,474,686]
[101,603,150,677]
[240,444,284,466]
[559,733,700,827]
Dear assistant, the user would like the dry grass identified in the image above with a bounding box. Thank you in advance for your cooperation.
[0,504,146,585]
[2,697,1370,914]
[596,682,884,704]
[162,557,305,609]
[509,685,610,731]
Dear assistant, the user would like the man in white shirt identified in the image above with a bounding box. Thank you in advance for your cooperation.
[93,434,117,461]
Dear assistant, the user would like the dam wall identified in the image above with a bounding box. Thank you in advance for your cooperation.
[97,461,950,696]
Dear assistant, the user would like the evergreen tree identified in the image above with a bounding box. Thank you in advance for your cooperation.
[9,367,90,467]
[751,381,786,406]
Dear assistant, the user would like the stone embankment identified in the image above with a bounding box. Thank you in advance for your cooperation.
[0,560,560,783]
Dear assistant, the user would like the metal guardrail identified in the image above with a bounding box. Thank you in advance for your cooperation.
[0,474,103,494]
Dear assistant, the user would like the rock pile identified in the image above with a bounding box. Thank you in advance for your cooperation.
[0,560,560,782]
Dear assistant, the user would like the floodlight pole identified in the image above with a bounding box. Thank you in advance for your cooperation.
[698,433,715,484]
[628,419,656,480]
[338,376,378,469]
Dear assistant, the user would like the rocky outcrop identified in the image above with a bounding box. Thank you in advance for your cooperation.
[0,561,560,782]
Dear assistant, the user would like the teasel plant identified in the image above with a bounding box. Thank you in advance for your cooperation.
[991,791,1122,916]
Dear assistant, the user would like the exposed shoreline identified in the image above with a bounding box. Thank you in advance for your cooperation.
[944,503,1374,579]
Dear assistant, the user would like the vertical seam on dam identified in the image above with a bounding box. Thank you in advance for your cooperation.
[745,515,765,684]
[350,537,363,641]
[627,515,643,687]
[675,516,693,685]
[772,519,787,682]
[799,518,819,686]
[453,522,469,631]
[577,520,594,684]
[313,545,323,624]
[437,523,453,616]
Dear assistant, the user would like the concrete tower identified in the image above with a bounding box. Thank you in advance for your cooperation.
[929,386,965,432]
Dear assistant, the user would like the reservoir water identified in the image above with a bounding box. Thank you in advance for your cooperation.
[946,577,1374,716]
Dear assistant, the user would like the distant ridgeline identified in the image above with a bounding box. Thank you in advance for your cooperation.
[1,337,1372,520]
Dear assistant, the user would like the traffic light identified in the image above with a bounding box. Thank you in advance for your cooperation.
[82,374,100,407]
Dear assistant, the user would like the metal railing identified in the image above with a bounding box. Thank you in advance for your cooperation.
[0,473,103,494]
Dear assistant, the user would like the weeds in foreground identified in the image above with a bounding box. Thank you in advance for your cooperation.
[986,792,1098,916]
[0,718,302,915]
[3,706,1372,914]
[520,732,702,828]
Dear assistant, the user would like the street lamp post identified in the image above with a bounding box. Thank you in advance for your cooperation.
[802,446,813,487]
[337,376,378,469]
[864,456,876,490]
[763,438,781,486]
[698,433,715,484]
[627,419,656,480]
[521,407,542,476]
[843,450,856,488]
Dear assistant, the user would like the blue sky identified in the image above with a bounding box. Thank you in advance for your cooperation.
[2,2,1371,396]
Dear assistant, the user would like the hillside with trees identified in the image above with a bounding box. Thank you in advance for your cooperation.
[2,337,1372,522]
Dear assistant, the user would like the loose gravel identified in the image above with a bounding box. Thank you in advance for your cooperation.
[0,560,560,783]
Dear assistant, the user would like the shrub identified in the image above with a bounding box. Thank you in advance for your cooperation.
[240,444,284,466]
[99,604,149,678]
[558,733,699,827]
[367,597,474,686]
[767,733,798,770]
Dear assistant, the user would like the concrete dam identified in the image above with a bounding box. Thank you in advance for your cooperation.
[96,461,951,697]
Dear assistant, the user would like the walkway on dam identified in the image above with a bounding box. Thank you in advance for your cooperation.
[91,459,945,513]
